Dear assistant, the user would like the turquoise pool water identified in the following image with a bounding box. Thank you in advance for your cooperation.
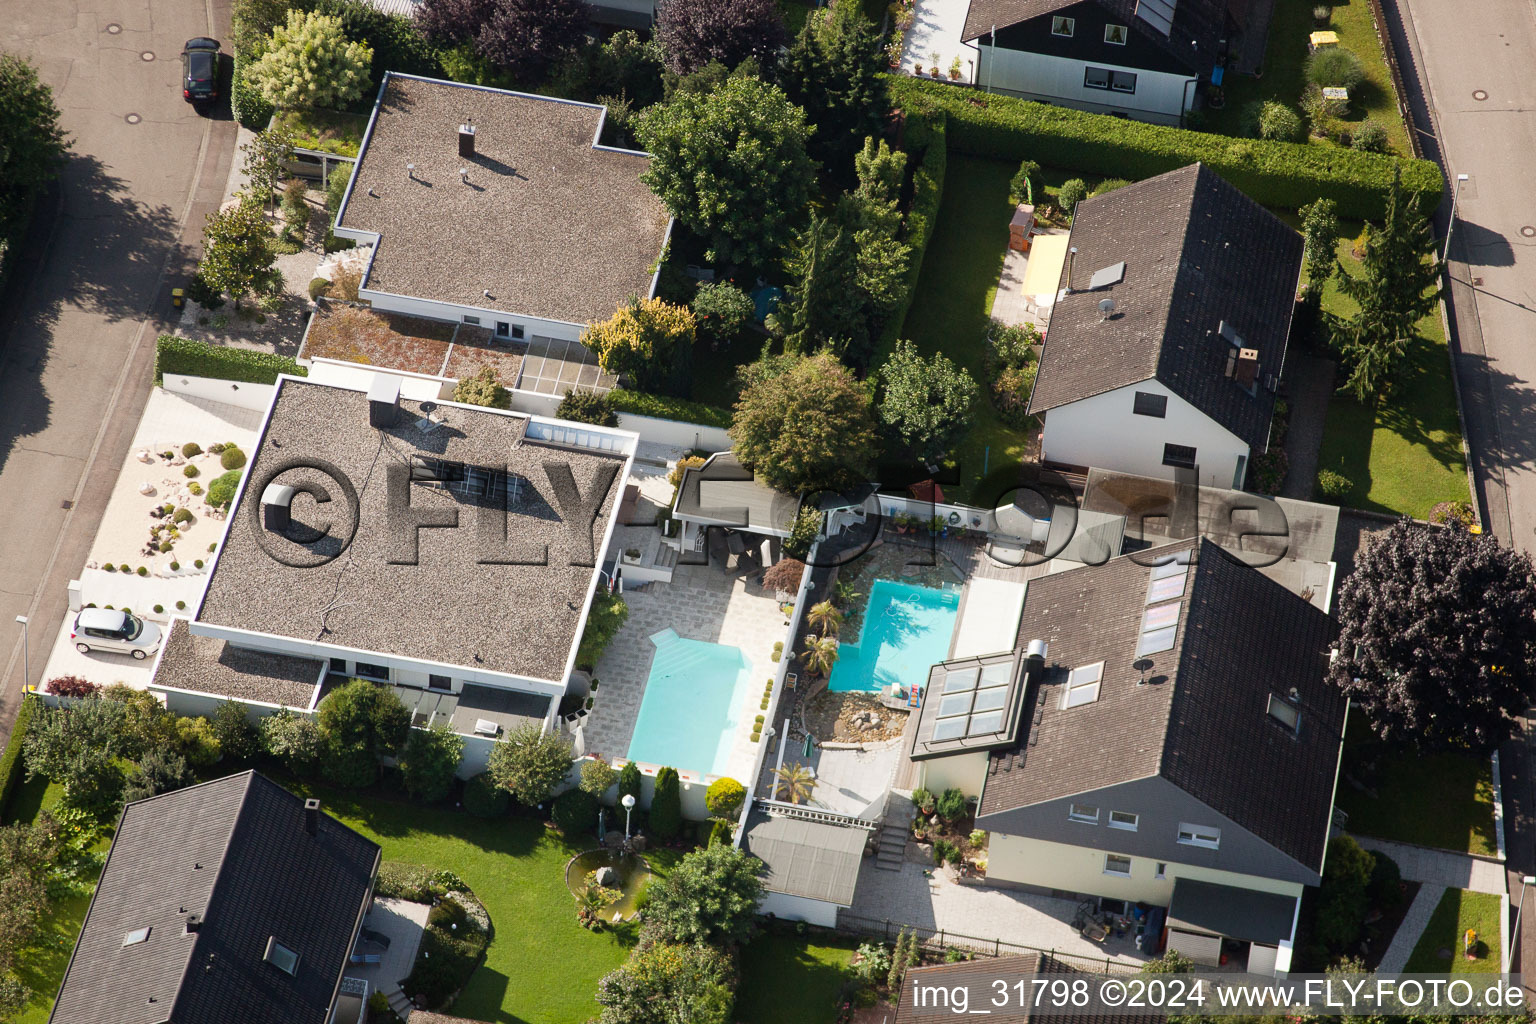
[627,629,752,777]
[828,579,961,693]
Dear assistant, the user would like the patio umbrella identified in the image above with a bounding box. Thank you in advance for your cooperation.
[803,734,814,758]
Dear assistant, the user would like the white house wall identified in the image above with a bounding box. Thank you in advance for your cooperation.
[977,45,1195,124]
[919,751,991,798]
[1041,380,1249,489]
[351,286,587,344]
[759,891,842,927]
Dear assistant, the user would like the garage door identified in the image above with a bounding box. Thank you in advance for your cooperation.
[1247,943,1279,976]
[1167,929,1221,967]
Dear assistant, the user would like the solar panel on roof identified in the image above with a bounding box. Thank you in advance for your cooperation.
[1136,0,1175,36]
[968,710,1006,736]
[938,692,974,718]
[931,718,968,741]
[1148,574,1187,603]
[1089,261,1126,289]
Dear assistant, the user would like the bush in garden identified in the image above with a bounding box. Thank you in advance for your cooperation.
[707,818,733,846]
[453,366,511,409]
[1314,835,1374,952]
[247,10,373,110]
[1351,118,1391,154]
[207,469,243,509]
[649,766,683,840]
[1316,468,1352,502]
[220,446,246,470]
[182,464,200,479]
[705,776,745,818]
[643,843,764,945]
[487,722,573,805]
[579,759,619,797]
[181,442,202,457]
[1242,100,1303,142]
[936,787,967,822]
[1057,178,1088,218]
[655,0,786,75]
[400,724,465,803]
[617,760,643,806]
[462,771,510,817]
[46,676,100,699]
[172,507,194,524]
[553,787,600,835]
[317,679,411,787]
[1306,46,1366,90]
[1090,177,1132,197]
[211,700,263,762]
[1008,159,1040,205]
[691,281,755,346]
[557,389,618,427]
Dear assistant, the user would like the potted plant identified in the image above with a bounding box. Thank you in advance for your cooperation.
[913,63,924,76]
[949,56,963,80]
[928,516,945,537]
[622,547,641,564]
[929,52,941,78]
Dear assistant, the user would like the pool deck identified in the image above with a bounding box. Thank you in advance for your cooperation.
[585,561,789,786]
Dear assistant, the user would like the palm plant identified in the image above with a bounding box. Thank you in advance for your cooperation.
[773,763,817,805]
[833,578,861,609]
[801,634,840,678]
[807,600,844,637]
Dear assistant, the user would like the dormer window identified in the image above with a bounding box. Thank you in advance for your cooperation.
[1062,662,1104,708]
[264,937,300,975]
[1052,15,1075,36]
[1105,23,1128,44]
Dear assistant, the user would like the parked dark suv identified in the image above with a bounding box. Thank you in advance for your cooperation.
[181,37,221,105]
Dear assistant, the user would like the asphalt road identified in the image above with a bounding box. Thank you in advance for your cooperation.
[0,0,237,745]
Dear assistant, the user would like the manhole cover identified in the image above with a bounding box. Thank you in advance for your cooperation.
[1473,89,1488,101]
[125,113,141,124]
[1522,226,1536,238]
[105,22,122,33]
[60,499,74,510]
[140,50,155,61]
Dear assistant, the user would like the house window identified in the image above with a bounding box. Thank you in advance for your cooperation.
[122,927,151,946]
[1084,66,1111,91]
[1155,862,1167,879]
[495,321,510,339]
[1133,391,1167,418]
[1104,23,1128,44]
[328,657,347,674]
[1063,662,1104,708]
[1051,15,1075,36]
[1111,70,1138,93]
[1068,803,1100,824]
[512,324,526,340]
[1268,692,1301,732]
[264,937,300,975]
[1178,823,1221,849]
[429,674,453,691]
[1109,811,1139,831]
[354,661,389,681]
[463,315,481,326]
[1163,443,1197,469]
[1105,854,1132,876]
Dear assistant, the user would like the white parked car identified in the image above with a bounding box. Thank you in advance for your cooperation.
[72,608,162,660]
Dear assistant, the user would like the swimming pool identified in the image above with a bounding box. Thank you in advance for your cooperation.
[828,579,961,693]
[626,628,753,777]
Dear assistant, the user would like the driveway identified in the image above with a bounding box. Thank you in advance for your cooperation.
[0,0,238,744]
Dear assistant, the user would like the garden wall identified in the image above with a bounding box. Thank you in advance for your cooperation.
[885,76,1443,220]
[161,373,276,411]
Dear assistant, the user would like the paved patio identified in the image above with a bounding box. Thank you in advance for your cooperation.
[345,897,429,992]
[844,857,1150,966]
[585,561,790,785]
[1351,835,1506,894]
[898,0,977,82]
[772,736,906,818]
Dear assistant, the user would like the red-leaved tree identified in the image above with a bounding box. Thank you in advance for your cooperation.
[655,0,786,75]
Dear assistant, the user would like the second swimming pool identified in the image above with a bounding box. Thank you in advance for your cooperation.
[827,579,961,693]
[626,628,752,778]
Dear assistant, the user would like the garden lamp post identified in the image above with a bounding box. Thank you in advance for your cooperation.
[14,615,27,691]
[622,793,636,840]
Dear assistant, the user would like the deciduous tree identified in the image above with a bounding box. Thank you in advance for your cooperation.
[731,352,876,493]
[0,54,68,279]
[399,724,465,802]
[261,706,325,774]
[317,679,411,787]
[656,0,785,75]
[878,338,978,463]
[1329,518,1536,752]
[198,198,278,309]
[582,297,696,393]
[415,0,497,45]
[1300,197,1340,300]
[487,722,573,805]
[596,940,734,1024]
[579,758,619,797]
[474,0,588,85]
[643,843,764,946]
[247,10,374,111]
[637,77,815,268]
[0,814,63,981]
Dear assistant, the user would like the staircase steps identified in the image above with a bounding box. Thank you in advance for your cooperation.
[875,824,909,871]
[383,984,412,1020]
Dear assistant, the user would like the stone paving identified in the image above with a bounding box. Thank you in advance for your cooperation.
[1351,835,1506,894]
[1376,883,1447,973]
[844,856,1149,966]
[585,561,791,785]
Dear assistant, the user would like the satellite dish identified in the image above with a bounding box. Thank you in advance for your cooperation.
[1133,658,1154,685]
[1098,298,1117,320]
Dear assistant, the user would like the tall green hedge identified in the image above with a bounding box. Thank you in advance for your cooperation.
[155,335,307,386]
[607,388,733,430]
[877,104,948,359]
[231,51,275,131]
[885,76,1442,220]
[0,695,37,820]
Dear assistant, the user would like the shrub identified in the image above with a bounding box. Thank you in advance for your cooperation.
[187,482,203,496]
[181,442,202,457]
[912,786,935,813]
[644,844,764,945]
[194,560,203,569]
[119,564,130,573]
[154,335,306,385]
[649,765,683,840]
[1352,118,1391,154]
[220,447,246,470]
[400,725,465,802]
[487,722,573,805]
[876,106,946,355]
[606,387,731,428]
[136,566,149,576]
[783,505,822,559]
[1008,158,1040,205]
[576,590,628,667]
[553,787,600,835]
[182,464,200,479]
[428,896,469,930]
[230,51,274,130]
[579,758,619,797]
[172,507,194,524]
[691,280,755,344]
[1057,178,1088,217]
[213,700,264,762]
[556,389,618,427]
[990,362,1037,429]
[936,787,968,822]
[185,272,225,310]
[618,760,642,806]
[208,469,243,509]
[1307,46,1366,90]
[47,676,100,699]
[884,76,1441,220]
[169,562,180,571]
[705,776,746,818]
[153,604,164,613]
[1316,835,1375,952]
[1243,100,1303,143]
[104,563,117,572]
[453,366,512,409]
[308,276,331,300]
[1316,468,1352,502]
[176,600,186,610]
[932,838,958,865]
[707,817,733,846]
[462,771,510,817]
[1090,177,1132,196]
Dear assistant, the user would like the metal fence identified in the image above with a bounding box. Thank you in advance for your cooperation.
[836,912,1141,974]
[1364,0,1423,159]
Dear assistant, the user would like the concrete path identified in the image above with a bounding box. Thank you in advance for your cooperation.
[1351,835,1505,895]
[1279,349,1336,501]
[1377,883,1446,973]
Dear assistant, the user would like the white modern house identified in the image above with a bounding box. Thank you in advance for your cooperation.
[1029,163,1303,490]
[333,73,672,346]
[146,373,637,776]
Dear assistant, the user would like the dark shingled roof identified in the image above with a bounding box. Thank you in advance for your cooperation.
[739,811,868,905]
[197,378,628,682]
[962,0,1238,72]
[979,538,1341,873]
[49,772,380,1024]
[338,74,672,327]
[1168,878,1297,944]
[1027,164,1303,452]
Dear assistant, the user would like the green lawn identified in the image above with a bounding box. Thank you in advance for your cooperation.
[897,155,1030,503]
[1308,231,1468,517]
[1206,0,1411,157]
[737,933,859,1024]
[1334,722,1496,856]
[1404,889,1502,973]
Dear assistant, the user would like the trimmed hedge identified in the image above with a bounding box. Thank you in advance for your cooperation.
[607,388,733,430]
[155,335,307,386]
[877,102,948,359]
[0,695,37,819]
[885,76,1442,220]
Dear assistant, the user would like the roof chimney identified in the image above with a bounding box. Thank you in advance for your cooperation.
[304,797,321,836]
[185,912,202,934]
[261,483,295,533]
[367,372,402,428]
[1234,347,1259,387]
[1065,247,1078,294]
[458,121,476,159]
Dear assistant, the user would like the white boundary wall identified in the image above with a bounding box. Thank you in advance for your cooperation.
[161,374,277,411]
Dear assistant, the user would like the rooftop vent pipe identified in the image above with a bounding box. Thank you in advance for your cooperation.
[458,122,476,159]
[261,483,296,533]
